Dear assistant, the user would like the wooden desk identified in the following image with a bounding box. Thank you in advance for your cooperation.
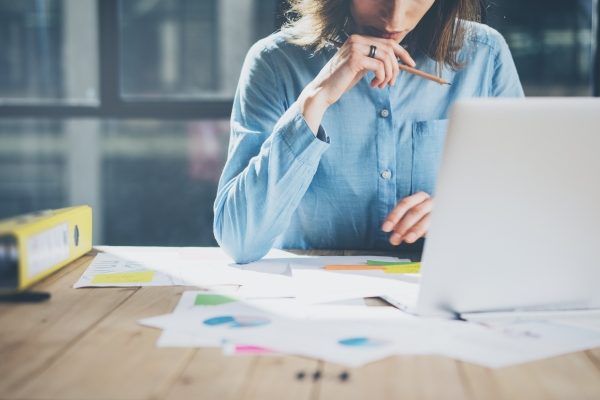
[2,252,600,400]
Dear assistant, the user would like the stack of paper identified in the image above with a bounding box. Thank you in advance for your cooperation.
[139,290,438,366]
[74,247,420,304]
[75,247,600,368]
[74,246,301,293]
[138,290,600,368]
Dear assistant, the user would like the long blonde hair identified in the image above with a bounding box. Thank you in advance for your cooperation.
[282,0,482,69]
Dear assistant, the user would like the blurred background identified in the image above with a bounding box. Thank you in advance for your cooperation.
[0,0,598,246]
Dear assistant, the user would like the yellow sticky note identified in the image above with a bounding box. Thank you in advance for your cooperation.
[91,271,155,284]
[384,263,421,274]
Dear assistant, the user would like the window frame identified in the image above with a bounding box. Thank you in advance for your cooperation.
[0,0,253,120]
[594,0,600,96]
[0,0,598,121]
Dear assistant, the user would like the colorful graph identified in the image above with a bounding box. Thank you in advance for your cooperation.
[223,344,274,355]
[338,337,391,348]
[194,294,236,306]
[203,315,271,329]
[323,260,421,274]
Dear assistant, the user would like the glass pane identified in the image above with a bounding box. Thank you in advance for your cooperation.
[102,119,228,245]
[0,120,67,214]
[487,0,594,96]
[0,119,229,246]
[119,0,279,100]
[0,0,98,105]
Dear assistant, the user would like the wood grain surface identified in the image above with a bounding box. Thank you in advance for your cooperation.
[1,252,599,400]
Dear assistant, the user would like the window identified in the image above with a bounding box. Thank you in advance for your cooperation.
[0,0,98,104]
[0,0,279,245]
[487,0,596,96]
[0,0,598,246]
[119,0,279,100]
[0,118,229,245]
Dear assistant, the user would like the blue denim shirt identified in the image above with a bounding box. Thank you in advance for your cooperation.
[214,22,524,263]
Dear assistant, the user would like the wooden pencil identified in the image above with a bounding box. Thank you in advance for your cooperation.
[397,63,450,85]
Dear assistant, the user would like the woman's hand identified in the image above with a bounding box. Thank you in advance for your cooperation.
[298,35,415,133]
[381,192,433,246]
[315,34,416,102]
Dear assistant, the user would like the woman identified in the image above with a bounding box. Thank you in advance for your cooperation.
[214,0,524,263]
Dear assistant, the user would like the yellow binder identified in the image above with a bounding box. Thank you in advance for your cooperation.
[0,205,92,292]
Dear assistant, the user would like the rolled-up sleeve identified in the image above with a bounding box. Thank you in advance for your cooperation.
[213,41,330,263]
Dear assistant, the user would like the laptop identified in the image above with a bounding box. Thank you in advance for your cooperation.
[414,98,600,318]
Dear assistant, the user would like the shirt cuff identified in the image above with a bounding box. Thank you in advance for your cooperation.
[275,102,330,165]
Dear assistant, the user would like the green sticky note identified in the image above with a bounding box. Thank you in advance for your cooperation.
[384,263,421,274]
[367,260,415,266]
[194,294,236,306]
[91,271,155,284]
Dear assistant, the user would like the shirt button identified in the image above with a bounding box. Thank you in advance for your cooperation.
[381,170,392,180]
[380,109,390,118]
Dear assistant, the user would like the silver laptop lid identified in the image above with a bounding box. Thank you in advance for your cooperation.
[417,98,600,317]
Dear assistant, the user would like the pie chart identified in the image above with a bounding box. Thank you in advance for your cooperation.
[203,315,271,328]
[338,336,391,348]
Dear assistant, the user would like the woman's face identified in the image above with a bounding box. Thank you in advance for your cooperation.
[350,0,436,42]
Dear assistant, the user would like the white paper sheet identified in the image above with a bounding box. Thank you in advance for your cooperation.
[229,319,439,367]
[154,292,374,350]
[462,309,600,326]
[75,248,416,304]
[139,299,311,347]
[74,246,301,290]
[73,252,188,287]
[140,293,424,367]
[380,285,420,313]
[291,268,419,304]
[141,289,600,368]
[452,310,600,366]
[146,290,408,354]
[88,248,600,368]
[438,318,600,368]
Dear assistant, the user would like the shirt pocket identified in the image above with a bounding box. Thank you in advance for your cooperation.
[411,119,448,195]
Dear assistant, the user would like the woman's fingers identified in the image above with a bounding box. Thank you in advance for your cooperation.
[382,192,430,232]
[314,34,415,107]
[360,56,386,88]
[367,42,398,87]
[376,46,394,87]
[390,46,401,86]
[387,198,432,245]
[379,45,399,87]
[382,38,416,67]
[363,43,398,88]
[358,43,392,87]
[401,213,432,244]
[393,42,416,67]
[368,37,416,67]
[346,35,405,88]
